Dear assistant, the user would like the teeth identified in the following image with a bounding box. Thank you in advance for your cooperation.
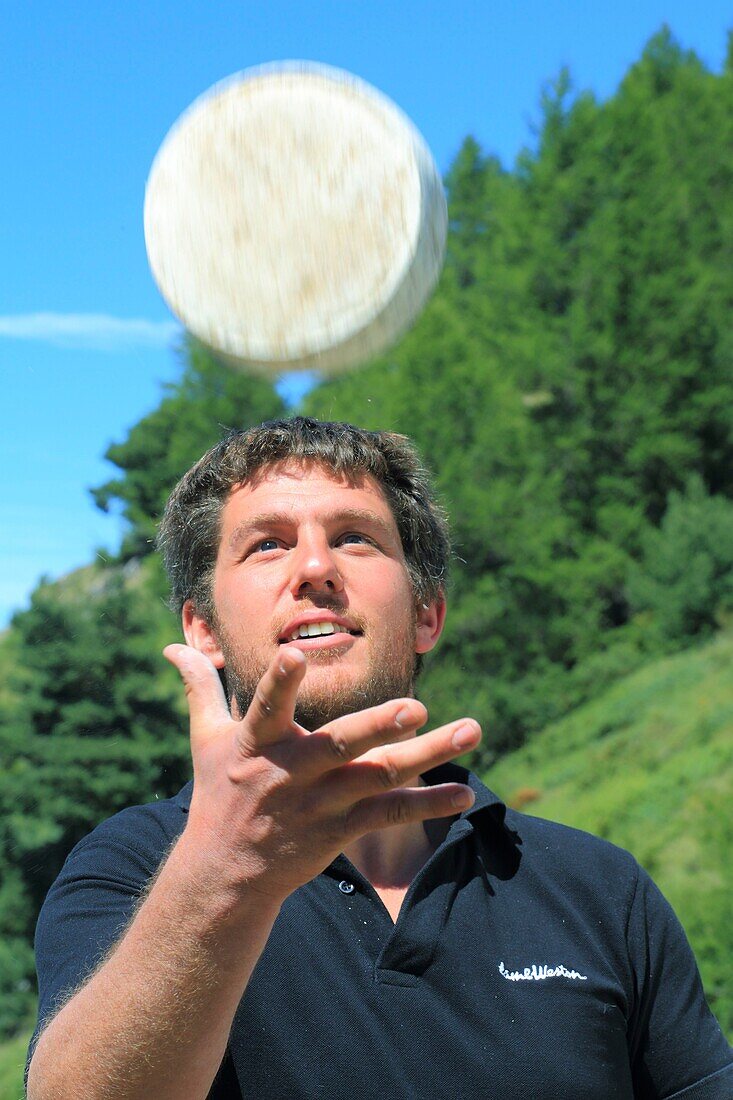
[289,621,339,641]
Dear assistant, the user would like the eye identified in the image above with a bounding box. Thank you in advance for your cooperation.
[252,538,281,553]
[338,532,372,546]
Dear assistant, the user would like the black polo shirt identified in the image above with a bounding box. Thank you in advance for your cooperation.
[31,764,732,1098]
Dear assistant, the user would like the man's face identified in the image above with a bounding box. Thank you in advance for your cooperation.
[184,461,444,730]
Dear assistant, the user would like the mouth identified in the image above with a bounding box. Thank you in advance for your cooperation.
[278,620,363,650]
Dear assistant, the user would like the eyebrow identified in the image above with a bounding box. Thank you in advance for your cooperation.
[226,508,398,554]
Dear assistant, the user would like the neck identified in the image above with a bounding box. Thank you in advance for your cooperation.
[343,776,454,890]
[344,817,436,890]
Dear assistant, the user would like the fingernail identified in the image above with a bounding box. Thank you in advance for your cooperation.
[280,651,304,674]
[452,722,479,749]
[452,788,475,809]
[395,705,415,728]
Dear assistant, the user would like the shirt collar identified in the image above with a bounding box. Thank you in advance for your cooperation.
[421,760,507,831]
[175,781,193,812]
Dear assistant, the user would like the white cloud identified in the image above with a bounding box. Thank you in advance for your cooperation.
[0,312,180,351]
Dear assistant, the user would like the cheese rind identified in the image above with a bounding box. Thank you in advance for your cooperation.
[144,62,447,374]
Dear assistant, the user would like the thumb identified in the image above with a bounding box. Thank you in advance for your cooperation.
[163,643,232,751]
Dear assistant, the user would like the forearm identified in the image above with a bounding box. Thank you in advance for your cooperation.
[27,828,282,1100]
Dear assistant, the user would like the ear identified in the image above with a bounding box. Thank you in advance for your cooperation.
[415,593,446,655]
[182,599,225,669]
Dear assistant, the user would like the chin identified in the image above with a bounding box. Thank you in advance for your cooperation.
[224,638,416,731]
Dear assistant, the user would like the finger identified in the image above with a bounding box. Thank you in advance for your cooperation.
[242,646,307,746]
[318,718,481,804]
[294,698,429,775]
[344,782,475,839]
[163,644,232,751]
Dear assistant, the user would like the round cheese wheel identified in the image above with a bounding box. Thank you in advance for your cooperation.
[144,62,447,373]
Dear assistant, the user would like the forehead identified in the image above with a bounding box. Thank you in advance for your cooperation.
[219,460,399,543]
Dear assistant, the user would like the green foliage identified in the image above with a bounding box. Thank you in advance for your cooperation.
[91,338,285,559]
[629,477,733,641]
[0,560,188,1031]
[488,630,733,1037]
[0,933,34,1046]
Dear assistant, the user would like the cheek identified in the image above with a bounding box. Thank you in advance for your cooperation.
[211,596,264,656]
[214,568,278,620]
[376,575,417,631]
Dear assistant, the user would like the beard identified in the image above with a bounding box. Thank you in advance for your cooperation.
[216,613,419,730]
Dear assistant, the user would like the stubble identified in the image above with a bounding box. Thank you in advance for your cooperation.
[217,611,419,730]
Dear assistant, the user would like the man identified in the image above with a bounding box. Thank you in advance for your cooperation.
[28,417,732,1098]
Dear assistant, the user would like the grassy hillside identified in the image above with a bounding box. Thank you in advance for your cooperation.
[0,1031,29,1100]
[487,630,733,1037]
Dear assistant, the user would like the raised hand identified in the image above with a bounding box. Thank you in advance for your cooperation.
[164,643,481,905]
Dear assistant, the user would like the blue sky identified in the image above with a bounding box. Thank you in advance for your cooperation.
[2,1,731,626]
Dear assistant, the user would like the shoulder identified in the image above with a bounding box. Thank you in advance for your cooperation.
[503,806,641,901]
[452,765,645,930]
[462,763,641,888]
[458,766,646,931]
[503,806,639,867]
[53,782,193,888]
[487,804,713,989]
[451,763,642,896]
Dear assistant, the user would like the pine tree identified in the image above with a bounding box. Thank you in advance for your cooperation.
[92,338,285,559]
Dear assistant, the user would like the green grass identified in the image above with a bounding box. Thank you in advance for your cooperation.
[487,630,733,1037]
[0,1031,30,1100]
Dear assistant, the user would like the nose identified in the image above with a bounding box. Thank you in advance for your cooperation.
[288,531,344,597]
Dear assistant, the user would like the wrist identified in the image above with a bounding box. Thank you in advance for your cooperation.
[170,819,287,927]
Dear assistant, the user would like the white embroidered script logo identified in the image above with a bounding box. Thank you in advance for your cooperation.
[499,961,588,982]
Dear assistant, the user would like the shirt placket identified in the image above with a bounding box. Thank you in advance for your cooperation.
[324,819,475,986]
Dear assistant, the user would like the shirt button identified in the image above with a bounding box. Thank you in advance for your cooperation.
[338,880,355,895]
